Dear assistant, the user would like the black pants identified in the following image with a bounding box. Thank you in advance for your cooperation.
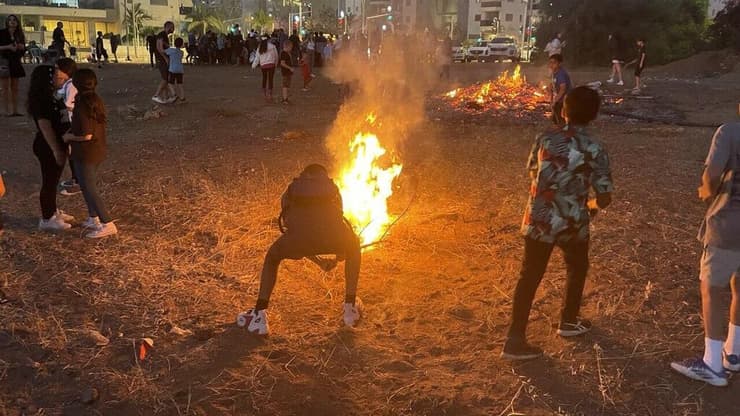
[33,138,64,220]
[256,223,361,310]
[149,51,156,68]
[552,101,565,126]
[261,67,275,91]
[507,237,589,340]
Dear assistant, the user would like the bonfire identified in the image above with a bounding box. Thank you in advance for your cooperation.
[336,114,403,246]
[442,65,548,117]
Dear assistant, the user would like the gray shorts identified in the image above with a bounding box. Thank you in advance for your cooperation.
[700,245,740,287]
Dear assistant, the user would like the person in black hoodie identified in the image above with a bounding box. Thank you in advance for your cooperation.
[237,164,363,335]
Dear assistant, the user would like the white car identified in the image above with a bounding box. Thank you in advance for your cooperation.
[466,41,491,62]
[452,46,467,62]
[488,37,521,62]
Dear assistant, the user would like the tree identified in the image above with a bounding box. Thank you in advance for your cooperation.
[251,9,274,33]
[123,3,152,41]
[186,4,226,34]
[708,0,740,50]
[535,0,709,65]
[304,6,339,33]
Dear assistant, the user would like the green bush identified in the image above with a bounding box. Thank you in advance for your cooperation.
[708,1,740,50]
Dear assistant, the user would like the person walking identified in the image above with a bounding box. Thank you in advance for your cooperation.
[62,69,117,238]
[252,35,278,103]
[501,87,613,360]
[607,33,624,86]
[110,33,120,63]
[28,65,74,232]
[544,32,565,57]
[671,105,740,387]
[0,15,26,117]
[146,34,157,68]
[165,38,186,102]
[279,40,295,105]
[51,21,68,58]
[152,21,175,104]
[94,31,108,68]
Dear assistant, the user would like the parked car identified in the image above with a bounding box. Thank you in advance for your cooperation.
[451,46,467,62]
[466,41,491,62]
[488,37,521,62]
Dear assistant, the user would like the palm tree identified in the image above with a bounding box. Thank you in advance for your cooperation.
[186,4,225,34]
[123,3,152,42]
[251,9,274,33]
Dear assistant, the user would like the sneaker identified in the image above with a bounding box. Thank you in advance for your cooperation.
[152,96,166,104]
[39,215,72,232]
[82,216,101,229]
[237,309,269,335]
[85,222,117,239]
[59,179,82,196]
[501,338,544,361]
[310,73,316,78]
[616,81,624,86]
[671,357,728,387]
[723,350,740,372]
[606,78,615,83]
[55,209,75,223]
[343,297,363,327]
[165,96,177,104]
[557,319,592,337]
[301,87,310,92]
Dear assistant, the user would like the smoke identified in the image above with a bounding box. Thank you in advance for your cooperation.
[324,33,445,169]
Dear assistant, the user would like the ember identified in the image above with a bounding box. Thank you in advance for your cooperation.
[336,114,403,246]
[442,65,548,117]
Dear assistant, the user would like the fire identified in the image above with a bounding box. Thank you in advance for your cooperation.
[337,116,403,246]
[442,65,547,118]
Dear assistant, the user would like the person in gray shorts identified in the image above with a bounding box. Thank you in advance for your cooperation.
[671,104,740,387]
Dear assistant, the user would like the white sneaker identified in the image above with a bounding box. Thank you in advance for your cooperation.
[55,209,75,223]
[86,222,117,239]
[617,81,624,86]
[152,96,166,104]
[237,309,269,335]
[606,78,615,83]
[82,216,101,229]
[343,297,363,327]
[165,96,177,104]
[39,214,72,232]
[724,350,740,372]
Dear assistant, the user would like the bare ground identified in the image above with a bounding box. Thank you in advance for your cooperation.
[1,58,739,416]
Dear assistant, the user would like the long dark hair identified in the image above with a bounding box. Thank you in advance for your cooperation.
[73,69,106,123]
[259,38,269,54]
[5,15,25,45]
[27,65,56,118]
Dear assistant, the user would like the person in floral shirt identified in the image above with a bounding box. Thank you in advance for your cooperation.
[502,86,614,360]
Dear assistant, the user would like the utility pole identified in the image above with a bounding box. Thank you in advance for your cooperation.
[520,0,528,61]
[125,0,131,61]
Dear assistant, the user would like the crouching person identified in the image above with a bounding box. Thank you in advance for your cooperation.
[238,164,363,335]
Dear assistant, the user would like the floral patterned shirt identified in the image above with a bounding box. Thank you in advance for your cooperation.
[522,125,613,244]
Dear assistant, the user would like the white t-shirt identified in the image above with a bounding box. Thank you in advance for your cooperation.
[58,79,77,123]
[165,47,184,74]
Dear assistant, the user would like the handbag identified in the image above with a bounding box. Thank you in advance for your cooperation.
[0,56,10,78]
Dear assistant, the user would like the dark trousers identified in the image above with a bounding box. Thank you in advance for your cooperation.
[73,161,111,223]
[261,67,275,91]
[33,139,64,220]
[149,51,156,68]
[507,237,589,340]
[256,223,361,309]
[552,101,565,126]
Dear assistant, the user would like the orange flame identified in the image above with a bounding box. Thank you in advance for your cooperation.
[337,119,403,246]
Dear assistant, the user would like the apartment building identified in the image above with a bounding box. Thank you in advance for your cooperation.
[468,0,540,39]
[1,0,192,49]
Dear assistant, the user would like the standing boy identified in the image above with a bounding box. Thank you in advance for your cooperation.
[152,21,175,104]
[165,37,186,103]
[625,38,646,93]
[279,40,295,105]
[502,86,613,360]
[548,54,571,126]
[237,164,363,335]
[671,105,740,387]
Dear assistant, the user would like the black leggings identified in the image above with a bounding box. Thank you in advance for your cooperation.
[261,67,275,91]
[507,237,589,340]
[256,224,361,310]
[33,138,64,220]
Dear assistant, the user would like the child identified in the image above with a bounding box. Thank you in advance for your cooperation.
[165,37,186,103]
[548,54,571,126]
[501,86,613,360]
[237,164,363,335]
[62,69,117,238]
[625,38,646,93]
[279,39,295,105]
[54,57,81,196]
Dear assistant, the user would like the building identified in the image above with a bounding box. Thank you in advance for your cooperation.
[1,0,192,50]
[708,0,729,18]
[467,0,540,40]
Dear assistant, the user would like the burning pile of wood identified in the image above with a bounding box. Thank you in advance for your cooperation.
[440,66,549,119]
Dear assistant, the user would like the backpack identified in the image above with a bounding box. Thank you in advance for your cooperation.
[279,172,344,232]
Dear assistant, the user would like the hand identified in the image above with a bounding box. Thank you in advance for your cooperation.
[698,185,714,201]
[587,198,600,217]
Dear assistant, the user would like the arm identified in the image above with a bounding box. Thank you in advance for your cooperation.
[280,56,294,72]
[157,38,168,63]
[63,132,93,142]
[589,142,614,210]
[38,119,66,166]
[527,137,541,180]
[699,125,731,201]
[553,83,567,105]
[638,52,646,68]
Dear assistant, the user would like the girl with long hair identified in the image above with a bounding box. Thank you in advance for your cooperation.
[252,35,278,102]
[0,14,26,116]
[27,65,75,231]
[63,69,117,238]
